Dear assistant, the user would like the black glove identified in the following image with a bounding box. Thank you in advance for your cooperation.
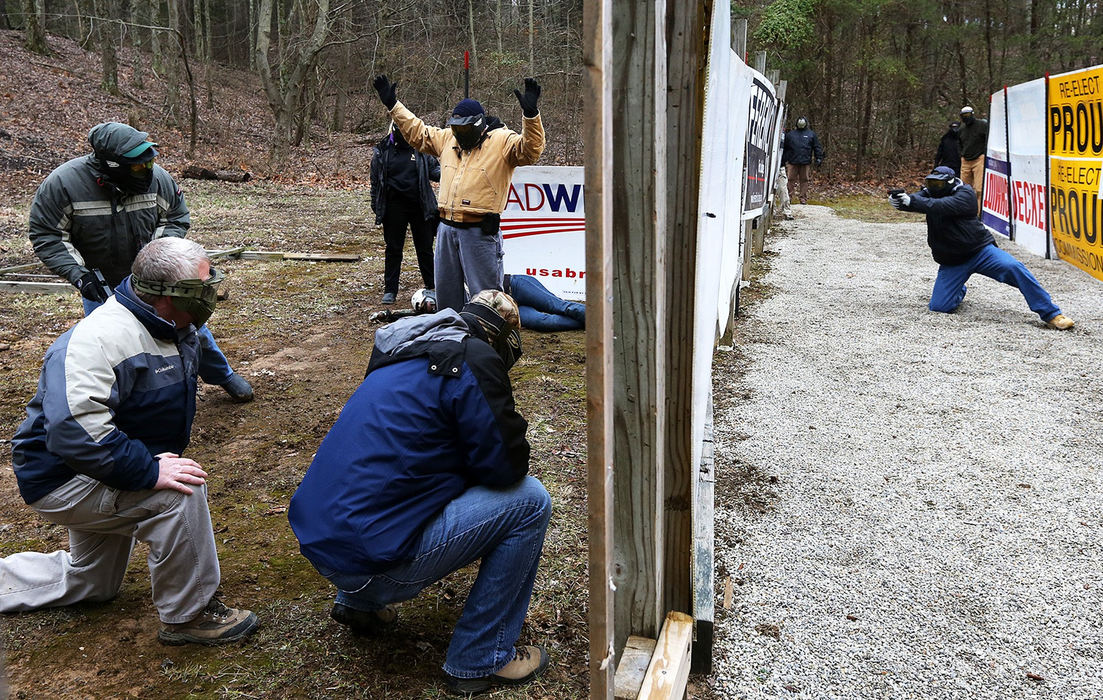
[76,270,110,303]
[373,75,397,110]
[480,213,501,236]
[815,159,823,167]
[513,77,541,118]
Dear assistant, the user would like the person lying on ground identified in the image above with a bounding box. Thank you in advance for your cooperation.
[27,121,253,402]
[504,273,585,332]
[889,166,1074,330]
[288,289,551,696]
[372,74,546,312]
[1,237,259,646]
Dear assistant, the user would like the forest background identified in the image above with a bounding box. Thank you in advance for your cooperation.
[6,0,1103,181]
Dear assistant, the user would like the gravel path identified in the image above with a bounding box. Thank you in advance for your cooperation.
[709,204,1103,700]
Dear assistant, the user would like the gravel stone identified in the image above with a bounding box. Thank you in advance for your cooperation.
[709,205,1103,700]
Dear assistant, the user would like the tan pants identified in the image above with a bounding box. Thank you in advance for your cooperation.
[786,163,813,204]
[0,475,221,623]
[960,156,985,216]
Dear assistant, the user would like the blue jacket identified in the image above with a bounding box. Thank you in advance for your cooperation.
[11,277,200,504]
[781,127,825,166]
[901,182,995,266]
[288,310,530,576]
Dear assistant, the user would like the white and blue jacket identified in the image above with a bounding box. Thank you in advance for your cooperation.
[11,277,200,504]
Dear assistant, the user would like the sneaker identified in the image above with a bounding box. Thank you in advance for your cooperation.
[158,597,258,646]
[220,373,254,403]
[330,602,397,636]
[443,645,549,696]
[382,292,397,305]
[1046,314,1075,330]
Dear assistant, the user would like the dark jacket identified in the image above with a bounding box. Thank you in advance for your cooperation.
[935,129,961,174]
[28,123,190,288]
[288,310,530,576]
[370,134,441,225]
[901,182,994,266]
[781,127,825,166]
[11,277,200,505]
[957,118,989,160]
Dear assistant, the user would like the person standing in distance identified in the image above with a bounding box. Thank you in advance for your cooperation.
[780,116,825,205]
[27,122,254,402]
[372,75,546,312]
[889,166,1074,330]
[957,106,989,216]
[935,120,961,176]
[370,122,441,305]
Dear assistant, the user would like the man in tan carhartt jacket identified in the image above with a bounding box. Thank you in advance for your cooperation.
[372,75,545,312]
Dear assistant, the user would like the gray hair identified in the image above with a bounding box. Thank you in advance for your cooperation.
[132,237,209,303]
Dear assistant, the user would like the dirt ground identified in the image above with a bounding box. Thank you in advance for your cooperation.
[0,179,593,699]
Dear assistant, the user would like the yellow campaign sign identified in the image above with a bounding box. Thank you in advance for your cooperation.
[1049,66,1103,280]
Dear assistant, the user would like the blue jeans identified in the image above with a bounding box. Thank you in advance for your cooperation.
[318,477,551,679]
[509,274,585,332]
[83,297,235,385]
[435,222,504,313]
[929,244,1061,321]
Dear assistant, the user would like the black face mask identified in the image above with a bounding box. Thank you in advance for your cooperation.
[962,115,975,125]
[113,168,154,195]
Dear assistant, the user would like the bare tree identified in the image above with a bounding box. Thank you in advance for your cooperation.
[255,0,336,164]
[22,0,49,54]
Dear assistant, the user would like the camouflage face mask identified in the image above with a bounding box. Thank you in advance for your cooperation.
[132,266,224,327]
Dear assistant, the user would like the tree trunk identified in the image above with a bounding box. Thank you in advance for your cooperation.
[255,0,334,164]
[466,0,476,65]
[22,0,49,54]
[528,0,534,74]
[98,0,120,96]
[164,0,182,121]
[130,0,145,90]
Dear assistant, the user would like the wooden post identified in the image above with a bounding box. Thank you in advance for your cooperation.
[691,391,716,673]
[662,0,708,631]
[584,0,616,696]
[611,0,668,650]
[754,50,766,74]
[638,612,694,700]
[731,18,747,59]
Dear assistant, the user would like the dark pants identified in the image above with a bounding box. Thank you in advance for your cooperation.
[383,197,436,295]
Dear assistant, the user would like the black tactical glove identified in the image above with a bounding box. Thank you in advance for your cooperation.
[373,75,397,110]
[76,270,110,303]
[814,158,824,168]
[513,77,541,118]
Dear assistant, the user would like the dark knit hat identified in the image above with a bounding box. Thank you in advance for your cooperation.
[452,98,485,117]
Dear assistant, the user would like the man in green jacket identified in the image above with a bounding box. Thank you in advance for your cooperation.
[28,122,254,402]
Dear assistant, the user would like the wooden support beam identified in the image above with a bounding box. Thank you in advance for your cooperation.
[611,0,668,651]
[638,612,694,700]
[584,0,616,697]
[207,248,360,262]
[0,263,44,274]
[613,636,657,700]
[691,391,716,673]
[663,0,709,630]
[0,280,73,294]
[206,246,249,259]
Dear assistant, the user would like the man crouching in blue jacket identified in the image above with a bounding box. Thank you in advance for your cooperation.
[890,166,1075,330]
[288,289,551,696]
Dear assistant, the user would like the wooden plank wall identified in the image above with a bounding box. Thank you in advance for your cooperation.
[610,0,668,651]
[584,0,616,696]
[662,0,710,624]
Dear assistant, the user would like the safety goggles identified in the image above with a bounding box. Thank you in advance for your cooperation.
[128,160,155,174]
[924,178,952,194]
[132,266,224,302]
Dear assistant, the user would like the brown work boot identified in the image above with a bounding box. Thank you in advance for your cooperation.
[1046,314,1075,330]
[158,596,259,646]
[443,645,549,696]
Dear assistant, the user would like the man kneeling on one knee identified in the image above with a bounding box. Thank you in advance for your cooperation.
[289,289,552,696]
[1,237,258,645]
[890,166,1075,330]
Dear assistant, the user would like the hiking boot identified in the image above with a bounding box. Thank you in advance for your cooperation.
[220,372,254,403]
[158,597,258,646]
[330,602,397,636]
[443,645,549,696]
[382,292,397,305]
[1046,314,1074,330]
